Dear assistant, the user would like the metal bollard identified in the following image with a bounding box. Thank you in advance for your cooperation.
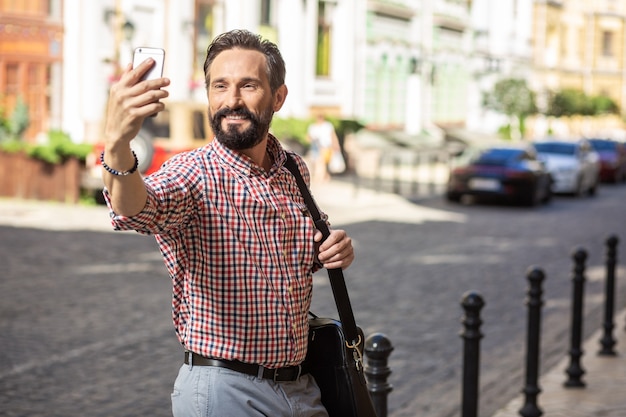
[411,153,419,196]
[393,155,401,194]
[599,235,619,356]
[460,291,485,417]
[564,247,588,388]
[364,333,394,417]
[519,267,545,417]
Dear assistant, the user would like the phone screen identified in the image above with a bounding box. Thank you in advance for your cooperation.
[132,47,165,81]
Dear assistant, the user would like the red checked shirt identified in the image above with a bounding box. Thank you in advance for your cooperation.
[104,136,326,368]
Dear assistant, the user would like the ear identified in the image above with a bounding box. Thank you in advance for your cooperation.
[272,85,288,112]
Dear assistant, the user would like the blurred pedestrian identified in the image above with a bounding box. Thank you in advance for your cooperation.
[100,29,354,417]
[306,114,342,183]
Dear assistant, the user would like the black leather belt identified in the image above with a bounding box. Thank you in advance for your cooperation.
[184,352,305,382]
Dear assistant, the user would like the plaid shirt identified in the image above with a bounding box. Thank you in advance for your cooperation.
[104,136,326,368]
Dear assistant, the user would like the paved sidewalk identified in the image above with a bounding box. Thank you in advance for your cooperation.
[491,308,626,417]
[0,178,460,232]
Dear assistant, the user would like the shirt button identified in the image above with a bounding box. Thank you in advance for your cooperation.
[282,250,287,257]
[287,286,293,293]
[281,213,286,220]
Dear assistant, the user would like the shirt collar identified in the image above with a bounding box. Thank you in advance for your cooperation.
[211,134,287,177]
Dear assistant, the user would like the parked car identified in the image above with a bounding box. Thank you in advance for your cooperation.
[81,100,213,201]
[446,145,552,206]
[587,138,626,183]
[532,139,600,196]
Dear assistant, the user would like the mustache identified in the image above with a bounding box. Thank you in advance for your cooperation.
[213,106,255,121]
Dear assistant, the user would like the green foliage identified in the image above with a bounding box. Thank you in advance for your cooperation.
[11,97,29,136]
[547,89,590,116]
[0,129,93,164]
[497,124,512,140]
[0,138,28,153]
[0,96,30,142]
[496,117,527,141]
[483,78,538,118]
[28,144,62,164]
[590,94,619,115]
[270,115,365,147]
[0,97,91,164]
[547,89,619,116]
[332,118,366,139]
[270,116,312,145]
[27,130,93,164]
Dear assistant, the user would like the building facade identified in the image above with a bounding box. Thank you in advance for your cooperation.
[531,0,626,135]
[466,0,534,133]
[2,0,625,147]
[0,1,63,142]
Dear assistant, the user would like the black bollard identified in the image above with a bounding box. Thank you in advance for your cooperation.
[460,291,485,417]
[564,247,588,388]
[364,333,393,417]
[599,235,619,356]
[519,267,545,417]
[411,153,419,196]
[393,155,401,194]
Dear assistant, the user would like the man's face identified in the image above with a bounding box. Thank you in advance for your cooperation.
[207,49,278,150]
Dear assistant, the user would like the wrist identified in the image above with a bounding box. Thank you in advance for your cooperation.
[100,149,139,176]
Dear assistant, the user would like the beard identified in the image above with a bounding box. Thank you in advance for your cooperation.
[209,106,273,151]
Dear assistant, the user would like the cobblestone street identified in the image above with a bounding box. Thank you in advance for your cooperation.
[1,180,626,417]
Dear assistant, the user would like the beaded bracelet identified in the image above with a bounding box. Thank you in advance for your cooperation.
[100,150,139,176]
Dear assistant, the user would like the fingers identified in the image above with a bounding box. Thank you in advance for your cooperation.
[116,60,170,108]
[317,229,354,270]
[105,62,170,144]
[317,229,346,251]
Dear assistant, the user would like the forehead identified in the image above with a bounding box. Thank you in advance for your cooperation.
[209,48,268,82]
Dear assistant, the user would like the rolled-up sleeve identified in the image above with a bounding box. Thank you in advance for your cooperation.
[102,152,200,235]
[103,187,161,235]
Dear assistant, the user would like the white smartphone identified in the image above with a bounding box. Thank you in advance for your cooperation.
[132,47,165,81]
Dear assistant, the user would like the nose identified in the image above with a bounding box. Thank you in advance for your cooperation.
[225,88,243,108]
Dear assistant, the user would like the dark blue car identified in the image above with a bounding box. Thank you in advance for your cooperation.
[446,145,553,206]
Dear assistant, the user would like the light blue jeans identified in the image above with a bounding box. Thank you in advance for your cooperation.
[171,363,329,417]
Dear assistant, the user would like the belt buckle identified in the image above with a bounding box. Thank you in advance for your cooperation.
[274,364,301,382]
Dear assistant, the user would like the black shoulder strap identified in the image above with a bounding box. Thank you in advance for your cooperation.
[284,154,360,345]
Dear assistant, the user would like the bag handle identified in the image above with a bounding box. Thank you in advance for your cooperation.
[284,154,361,346]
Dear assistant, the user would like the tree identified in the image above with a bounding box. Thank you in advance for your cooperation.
[547,88,619,116]
[483,78,537,140]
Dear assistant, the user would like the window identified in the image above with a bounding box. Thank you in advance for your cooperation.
[260,0,271,26]
[194,0,214,83]
[258,0,277,42]
[2,63,20,113]
[0,0,49,15]
[602,31,613,57]
[316,1,332,77]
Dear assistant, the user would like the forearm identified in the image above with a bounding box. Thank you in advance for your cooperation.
[102,144,148,216]
[99,59,170,216]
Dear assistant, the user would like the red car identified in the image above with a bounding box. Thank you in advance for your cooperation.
[587,138,626,183]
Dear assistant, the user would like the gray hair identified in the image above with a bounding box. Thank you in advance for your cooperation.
[203,29,286,93]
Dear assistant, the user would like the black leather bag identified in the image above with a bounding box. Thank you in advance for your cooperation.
[285,155,378,417]
[305,314,376,417]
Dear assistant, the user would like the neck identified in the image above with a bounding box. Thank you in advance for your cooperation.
[240,137,271,172]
